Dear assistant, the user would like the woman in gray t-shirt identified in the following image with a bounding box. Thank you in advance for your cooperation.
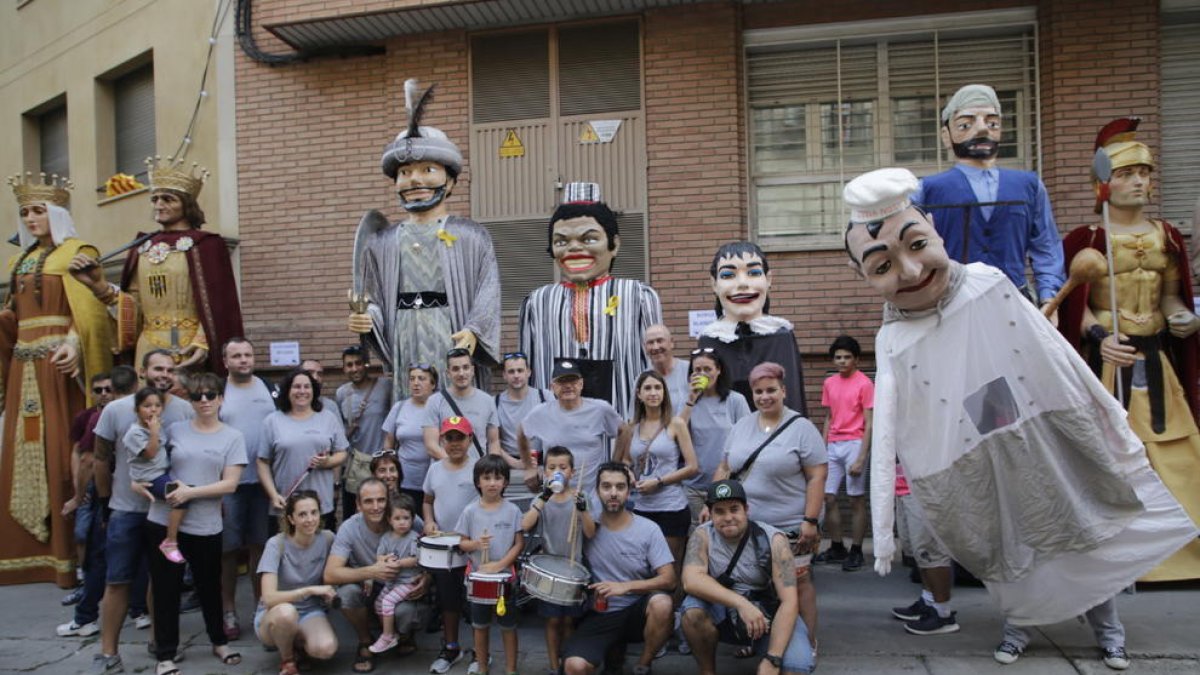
[256,490,338,675]
[381,363,439,506]
[259,369,349,522]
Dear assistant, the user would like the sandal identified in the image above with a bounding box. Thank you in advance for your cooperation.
[733,645,755,659]
[213,644,242,665]
[279,658,300,675]
[353,642,376,673]
[158,540,186,564]
[369,633,399,654]
[155,660,181,675]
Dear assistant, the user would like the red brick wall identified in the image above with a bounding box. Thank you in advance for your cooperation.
[1039,0,1161,230]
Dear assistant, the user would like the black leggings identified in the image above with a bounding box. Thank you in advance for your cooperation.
[145,522,227,660]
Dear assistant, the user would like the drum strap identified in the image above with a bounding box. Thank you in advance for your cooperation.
[717,522,760,588]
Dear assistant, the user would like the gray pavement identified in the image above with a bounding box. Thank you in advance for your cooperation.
[3,556,1198,674]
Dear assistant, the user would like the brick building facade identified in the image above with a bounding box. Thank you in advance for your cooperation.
[234,0,1197,417]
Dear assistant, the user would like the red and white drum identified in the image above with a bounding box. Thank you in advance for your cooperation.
[466,570,513,605]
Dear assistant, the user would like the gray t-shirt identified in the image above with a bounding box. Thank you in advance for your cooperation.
[536,492,597,561]
[257,531,335,614]
[95,394,194,513]
[629,424,688,513]
[723,411,827,530]
[686,392,750,488]
[423,389,498,458]
[221,377,277,485]
[520,398,622,495]
[422,457,478,532]
[148,421,247,536]
[338,377,393,457]
[263,411,350,515]
[585,514,674,613]
[382,399,431,492]
[454,500,522,570]
[661,358,691,415]
[495,388,551,457]
[698,520,783,594]
[376,530,422,585]
[332,513,385,567]
[124,423,170,484]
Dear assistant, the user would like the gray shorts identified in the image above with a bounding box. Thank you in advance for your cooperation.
[896,494,951,569]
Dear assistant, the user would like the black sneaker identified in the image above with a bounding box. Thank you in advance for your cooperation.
[842,550,864,571]
[993,641,1023,665]
[1101,646,1130,670]
[891,597,928,621]
[61,586,85,606]
[813,547,847,565]
[904,610,960,635]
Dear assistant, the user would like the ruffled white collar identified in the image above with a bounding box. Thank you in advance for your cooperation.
[700,315,793,343]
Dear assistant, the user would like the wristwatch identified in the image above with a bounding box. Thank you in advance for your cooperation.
[763,654,783,668]
[801,516,819,526]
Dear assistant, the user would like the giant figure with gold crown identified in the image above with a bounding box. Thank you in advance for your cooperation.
[0,173,112,587]
[70,157,244,376]
[1058,118,1200,581]
[348,79,500,400]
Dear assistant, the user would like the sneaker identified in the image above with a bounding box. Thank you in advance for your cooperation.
[131,613,152,630]
[993,641,1023,665]
[179,591,201,614]
[904,610,960,635]
[891,597,929,621]
[841,550,864,572]
[56,620,99,637]
[222,611,240,641]
[813,547,847,565]
[87,653,123,675]
[370,633,399,654]
[633,665,653,675]
[61,586,85,606]
[430,647,463,674]
[1102,646,1130,670]
[654,643,667,659]
[467,660,490,675]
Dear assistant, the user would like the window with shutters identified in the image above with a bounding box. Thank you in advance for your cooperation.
[38,104,69,179]
[113,63,155,177]
[1160,11,1200,230]
[746,12,1039,250]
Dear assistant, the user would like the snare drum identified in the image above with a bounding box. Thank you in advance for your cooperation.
[418,534,466,570]
[520,555,590,606]
[467,569,512,605]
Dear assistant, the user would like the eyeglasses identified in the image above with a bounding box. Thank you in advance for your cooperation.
[188,391,220,402]
[371,449,397,458]
[445,348,471,359]
[92,386,112,394]
[691,347,717,356]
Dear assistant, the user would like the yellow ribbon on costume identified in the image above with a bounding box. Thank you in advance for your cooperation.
[437,228,457,248]
[604,296,620,316]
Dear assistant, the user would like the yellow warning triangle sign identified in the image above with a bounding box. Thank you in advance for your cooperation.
[499,129,525,158]
[578,123,600,144]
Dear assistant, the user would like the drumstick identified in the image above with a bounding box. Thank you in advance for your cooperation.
[567,459,586,565]
[481,528,490,566]
[282,467,312,501]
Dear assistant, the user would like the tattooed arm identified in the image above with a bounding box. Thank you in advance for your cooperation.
[92,436,114,498]
[764,531,799,661]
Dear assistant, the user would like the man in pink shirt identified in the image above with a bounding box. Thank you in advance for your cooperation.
[815,335,873,572]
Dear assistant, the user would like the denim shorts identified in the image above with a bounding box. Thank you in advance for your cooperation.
[222,483,271,552]
[253,603,326,635]
[73,494,96,542]
[680,595,814,674]
[105,510,149,585]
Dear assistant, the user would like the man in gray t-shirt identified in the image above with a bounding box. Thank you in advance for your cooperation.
[644,324,691,414]
[494,353,551,464]
[337,348,393,459]
[422,350,500,460]
[519,396,623,497]
[97,394,194,515]
[561,463,675,674]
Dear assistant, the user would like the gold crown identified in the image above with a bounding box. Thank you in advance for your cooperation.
[146,155,209,198]
[8,171,73,208]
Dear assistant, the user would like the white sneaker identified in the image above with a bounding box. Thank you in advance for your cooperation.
[132,613,152,630]
[1102,647,1130,670]
[467,660,490,675]
[57,620,100,637]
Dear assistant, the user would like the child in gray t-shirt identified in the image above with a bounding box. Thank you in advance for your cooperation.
[125,387,187,565]
[367,495,423,654]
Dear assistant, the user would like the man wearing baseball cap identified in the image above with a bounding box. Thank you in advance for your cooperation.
[422,415,480,673]
[680,479,813,674]
[518,359,628,495]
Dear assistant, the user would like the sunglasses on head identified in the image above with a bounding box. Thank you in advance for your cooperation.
[502,351,527,361]
[691,347,717,356]
[92,386,112,394]
[446,347,471,359]
[188,391,220,402]
[371,449,397,458]
[408,362,433,370]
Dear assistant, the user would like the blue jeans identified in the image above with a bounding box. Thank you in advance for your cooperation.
[681,595,814,674]
[75,505,148,624]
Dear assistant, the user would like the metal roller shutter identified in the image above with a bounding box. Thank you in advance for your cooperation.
[1160,15,1200,229]
[114,64,155,176]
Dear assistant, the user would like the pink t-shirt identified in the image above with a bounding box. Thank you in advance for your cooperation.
[821,370,874,441]
[895,462,910,497]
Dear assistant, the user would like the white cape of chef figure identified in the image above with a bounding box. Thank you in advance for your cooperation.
[870,261,1198,626]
